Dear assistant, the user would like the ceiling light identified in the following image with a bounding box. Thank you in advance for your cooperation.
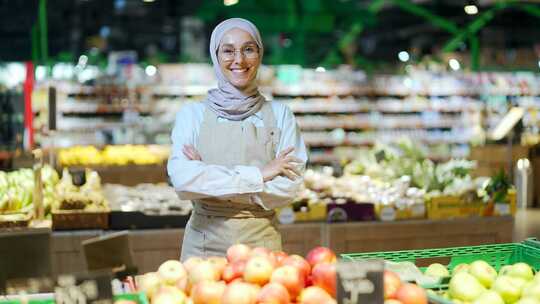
[224,0,238,6]
[145,65,157,77]
[316,66,326,72]
[398,51,410,62]
[449,58,461,71]
[78,55,88,67]
[464,5,478,15]
[143,0,155,2]
[538,60,540,69]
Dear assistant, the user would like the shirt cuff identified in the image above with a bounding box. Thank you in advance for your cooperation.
[234,165,264,193]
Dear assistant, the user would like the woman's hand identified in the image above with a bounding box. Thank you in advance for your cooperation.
[183,145,202,161]
[261,147,303,182]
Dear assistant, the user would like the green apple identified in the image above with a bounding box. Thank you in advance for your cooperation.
[449,272,486,301]
[469,260,497,288]
[508,263,535,281]
[510,276,529,290]
[515,298,540,304]
[535,272,540,283]
[492,275,522,304]
[425,263,450,278]
[499,265,513,276]
[472,290,504,304]
[523,281,540,300]
[452,263,471,275]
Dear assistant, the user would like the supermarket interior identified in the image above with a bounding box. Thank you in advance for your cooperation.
[2,0,540,303]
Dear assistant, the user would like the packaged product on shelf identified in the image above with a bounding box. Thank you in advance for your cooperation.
[104,183,192,229]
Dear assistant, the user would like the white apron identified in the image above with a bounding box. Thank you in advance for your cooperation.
[180,102,282,261]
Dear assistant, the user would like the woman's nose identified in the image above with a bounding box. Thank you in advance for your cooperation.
[232,50,245,64]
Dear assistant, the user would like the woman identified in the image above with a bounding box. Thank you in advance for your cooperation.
[167,18,308,261]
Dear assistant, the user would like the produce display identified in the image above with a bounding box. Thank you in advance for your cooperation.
[0,165,59,216]
[104,183,192,215]
[290,138,503,221]
[54,168,108,212]
[424,261,540,304]
[137,245,339,304]
[58,145,170,166]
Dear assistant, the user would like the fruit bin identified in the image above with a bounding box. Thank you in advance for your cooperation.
[426,190,516,220]
[341,239,540,303]
[0,293,148,304]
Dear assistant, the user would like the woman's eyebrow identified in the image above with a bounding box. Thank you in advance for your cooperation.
[220,41,258,48]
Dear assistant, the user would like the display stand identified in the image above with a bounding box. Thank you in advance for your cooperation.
[47,216,514,275]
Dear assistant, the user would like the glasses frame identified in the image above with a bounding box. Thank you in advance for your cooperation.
[218,45,260,62]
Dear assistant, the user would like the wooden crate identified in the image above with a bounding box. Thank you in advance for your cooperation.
[52,210,109,230]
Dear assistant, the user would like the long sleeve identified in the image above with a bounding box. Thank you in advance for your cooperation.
[167,104,264,200]
[251,104,308,210]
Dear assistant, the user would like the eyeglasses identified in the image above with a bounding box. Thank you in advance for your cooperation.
[218,45,260,61]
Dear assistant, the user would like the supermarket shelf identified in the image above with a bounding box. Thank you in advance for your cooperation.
[51,122,143,132]
[296,116,458,130]
[152,85,213,96]
[58,102,152,115]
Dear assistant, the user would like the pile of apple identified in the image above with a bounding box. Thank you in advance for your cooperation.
[384,270,428,304]
[423,260,540,303]
[137,245,338,304]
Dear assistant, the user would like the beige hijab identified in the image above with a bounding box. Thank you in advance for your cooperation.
[204,18,265,121]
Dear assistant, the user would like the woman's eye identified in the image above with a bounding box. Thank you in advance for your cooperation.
[244,47,256,53]
[222,49,234,55]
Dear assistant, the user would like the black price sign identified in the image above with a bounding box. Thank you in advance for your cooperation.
[54,272,113,304]
[337,259,384,304]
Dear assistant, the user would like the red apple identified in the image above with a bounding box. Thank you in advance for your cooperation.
[298,286,336,304]
[175,276,189,294]
[191,280,226,304]
[189,260,220,286]
[230,277,244,284]
[158,260,188,285]
[384,270,402,299]
[270,265,305,300]
[282,255,311,282]
[272,251,289,266]
[223,260,246,283]
[311,263,336,297]
[244,256,275,286]
[251,247,277,267]
[395,283,427,304]
[183,257,204,274]
[221,282,259,304]
[257,282,290,304]
[208,256,228,278]
[153,286,187,304]
[227,244,252,263]
[138,272,162,300]
[306,247,337,267]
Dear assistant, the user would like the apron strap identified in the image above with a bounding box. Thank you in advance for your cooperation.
[260,101,277,129]
[193,200,275,218]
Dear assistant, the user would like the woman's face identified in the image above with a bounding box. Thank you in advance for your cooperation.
[218,28,261,90]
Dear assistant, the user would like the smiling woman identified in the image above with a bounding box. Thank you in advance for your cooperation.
[167,18,308,261]
[218,29,261,89]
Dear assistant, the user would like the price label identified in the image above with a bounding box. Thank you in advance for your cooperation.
[380,206,396,221]
[55,272,113,304]
[495,203,510,215]
[336,259,384,304]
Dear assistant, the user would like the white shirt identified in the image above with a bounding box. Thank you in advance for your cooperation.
[167,101,308,210]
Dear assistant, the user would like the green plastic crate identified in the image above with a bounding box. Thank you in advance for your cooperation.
[341,239,540,304]
[341,238,540,273]
[0,293,148,304]
[114,292,149,304]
